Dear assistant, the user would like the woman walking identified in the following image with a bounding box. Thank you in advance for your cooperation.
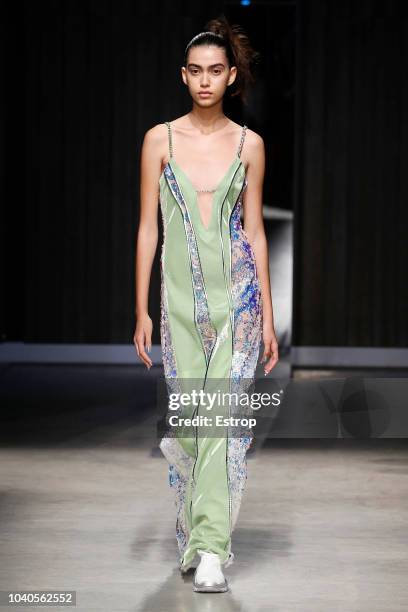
[134,16,278,593]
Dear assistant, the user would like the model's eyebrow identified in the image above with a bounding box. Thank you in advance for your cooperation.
[187,63,226,69]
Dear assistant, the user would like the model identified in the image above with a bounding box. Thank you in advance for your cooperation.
[134,16,279,593]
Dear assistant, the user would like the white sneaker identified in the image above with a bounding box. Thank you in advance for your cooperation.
[180,550,234,574]
[193,550,229,593]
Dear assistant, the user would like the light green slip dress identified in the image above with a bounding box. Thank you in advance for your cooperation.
[158,120,263,570]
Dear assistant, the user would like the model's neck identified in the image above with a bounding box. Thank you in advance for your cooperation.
[188,105,228,134]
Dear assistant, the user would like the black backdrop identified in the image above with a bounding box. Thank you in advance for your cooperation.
[293,1,408,347]
[1,0,407,349]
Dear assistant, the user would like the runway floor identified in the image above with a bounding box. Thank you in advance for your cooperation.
[0,364,407,611]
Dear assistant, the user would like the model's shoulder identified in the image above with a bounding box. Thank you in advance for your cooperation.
[143,122,169,144]
[244,127,264,149]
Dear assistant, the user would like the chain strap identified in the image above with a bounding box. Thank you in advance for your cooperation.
[165,121,173,158]
[237,124,247,158]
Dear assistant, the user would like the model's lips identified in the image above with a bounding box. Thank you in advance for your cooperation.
[198,91,212,96]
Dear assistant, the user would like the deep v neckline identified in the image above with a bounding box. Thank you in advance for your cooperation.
[159,156,244,231]
[169,157,242,231]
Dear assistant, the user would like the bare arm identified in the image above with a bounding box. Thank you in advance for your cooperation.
[133,125,163,369]
[242,131,279,374]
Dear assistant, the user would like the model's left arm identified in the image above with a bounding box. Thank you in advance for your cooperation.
[242,130,279,374]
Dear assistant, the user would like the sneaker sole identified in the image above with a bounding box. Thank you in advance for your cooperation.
[193,580,229,593]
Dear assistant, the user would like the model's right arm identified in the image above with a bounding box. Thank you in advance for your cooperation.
[133,125,164,370]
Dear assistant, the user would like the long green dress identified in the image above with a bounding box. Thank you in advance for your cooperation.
[158,120,263,570]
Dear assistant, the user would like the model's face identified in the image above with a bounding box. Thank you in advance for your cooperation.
[181,45,237,106]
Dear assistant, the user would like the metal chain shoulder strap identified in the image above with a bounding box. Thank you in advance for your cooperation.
[165,121,173,158]
[237,125,247,158]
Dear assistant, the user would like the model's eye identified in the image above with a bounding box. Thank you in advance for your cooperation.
[213,69,221,75]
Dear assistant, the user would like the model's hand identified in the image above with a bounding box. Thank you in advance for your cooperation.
[261,322,279,375]
[133,313,153,370]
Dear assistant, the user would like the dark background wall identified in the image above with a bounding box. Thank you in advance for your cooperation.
[1,0,407,348]
[293,1,408,347]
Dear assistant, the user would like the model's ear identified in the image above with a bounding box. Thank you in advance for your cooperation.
[227,66,237,87]
[181,66,188,86]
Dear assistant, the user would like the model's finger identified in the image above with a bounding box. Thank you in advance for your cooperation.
[139,349,152,369]
[138,343,152,365]
[263,342,278,372]
[265,357,277,372]
[136,336,152,368]
[264,350,279,373]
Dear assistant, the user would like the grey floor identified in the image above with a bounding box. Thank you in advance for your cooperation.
[1,365,408,611]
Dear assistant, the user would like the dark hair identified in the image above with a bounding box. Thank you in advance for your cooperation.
[183,14,260,105]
